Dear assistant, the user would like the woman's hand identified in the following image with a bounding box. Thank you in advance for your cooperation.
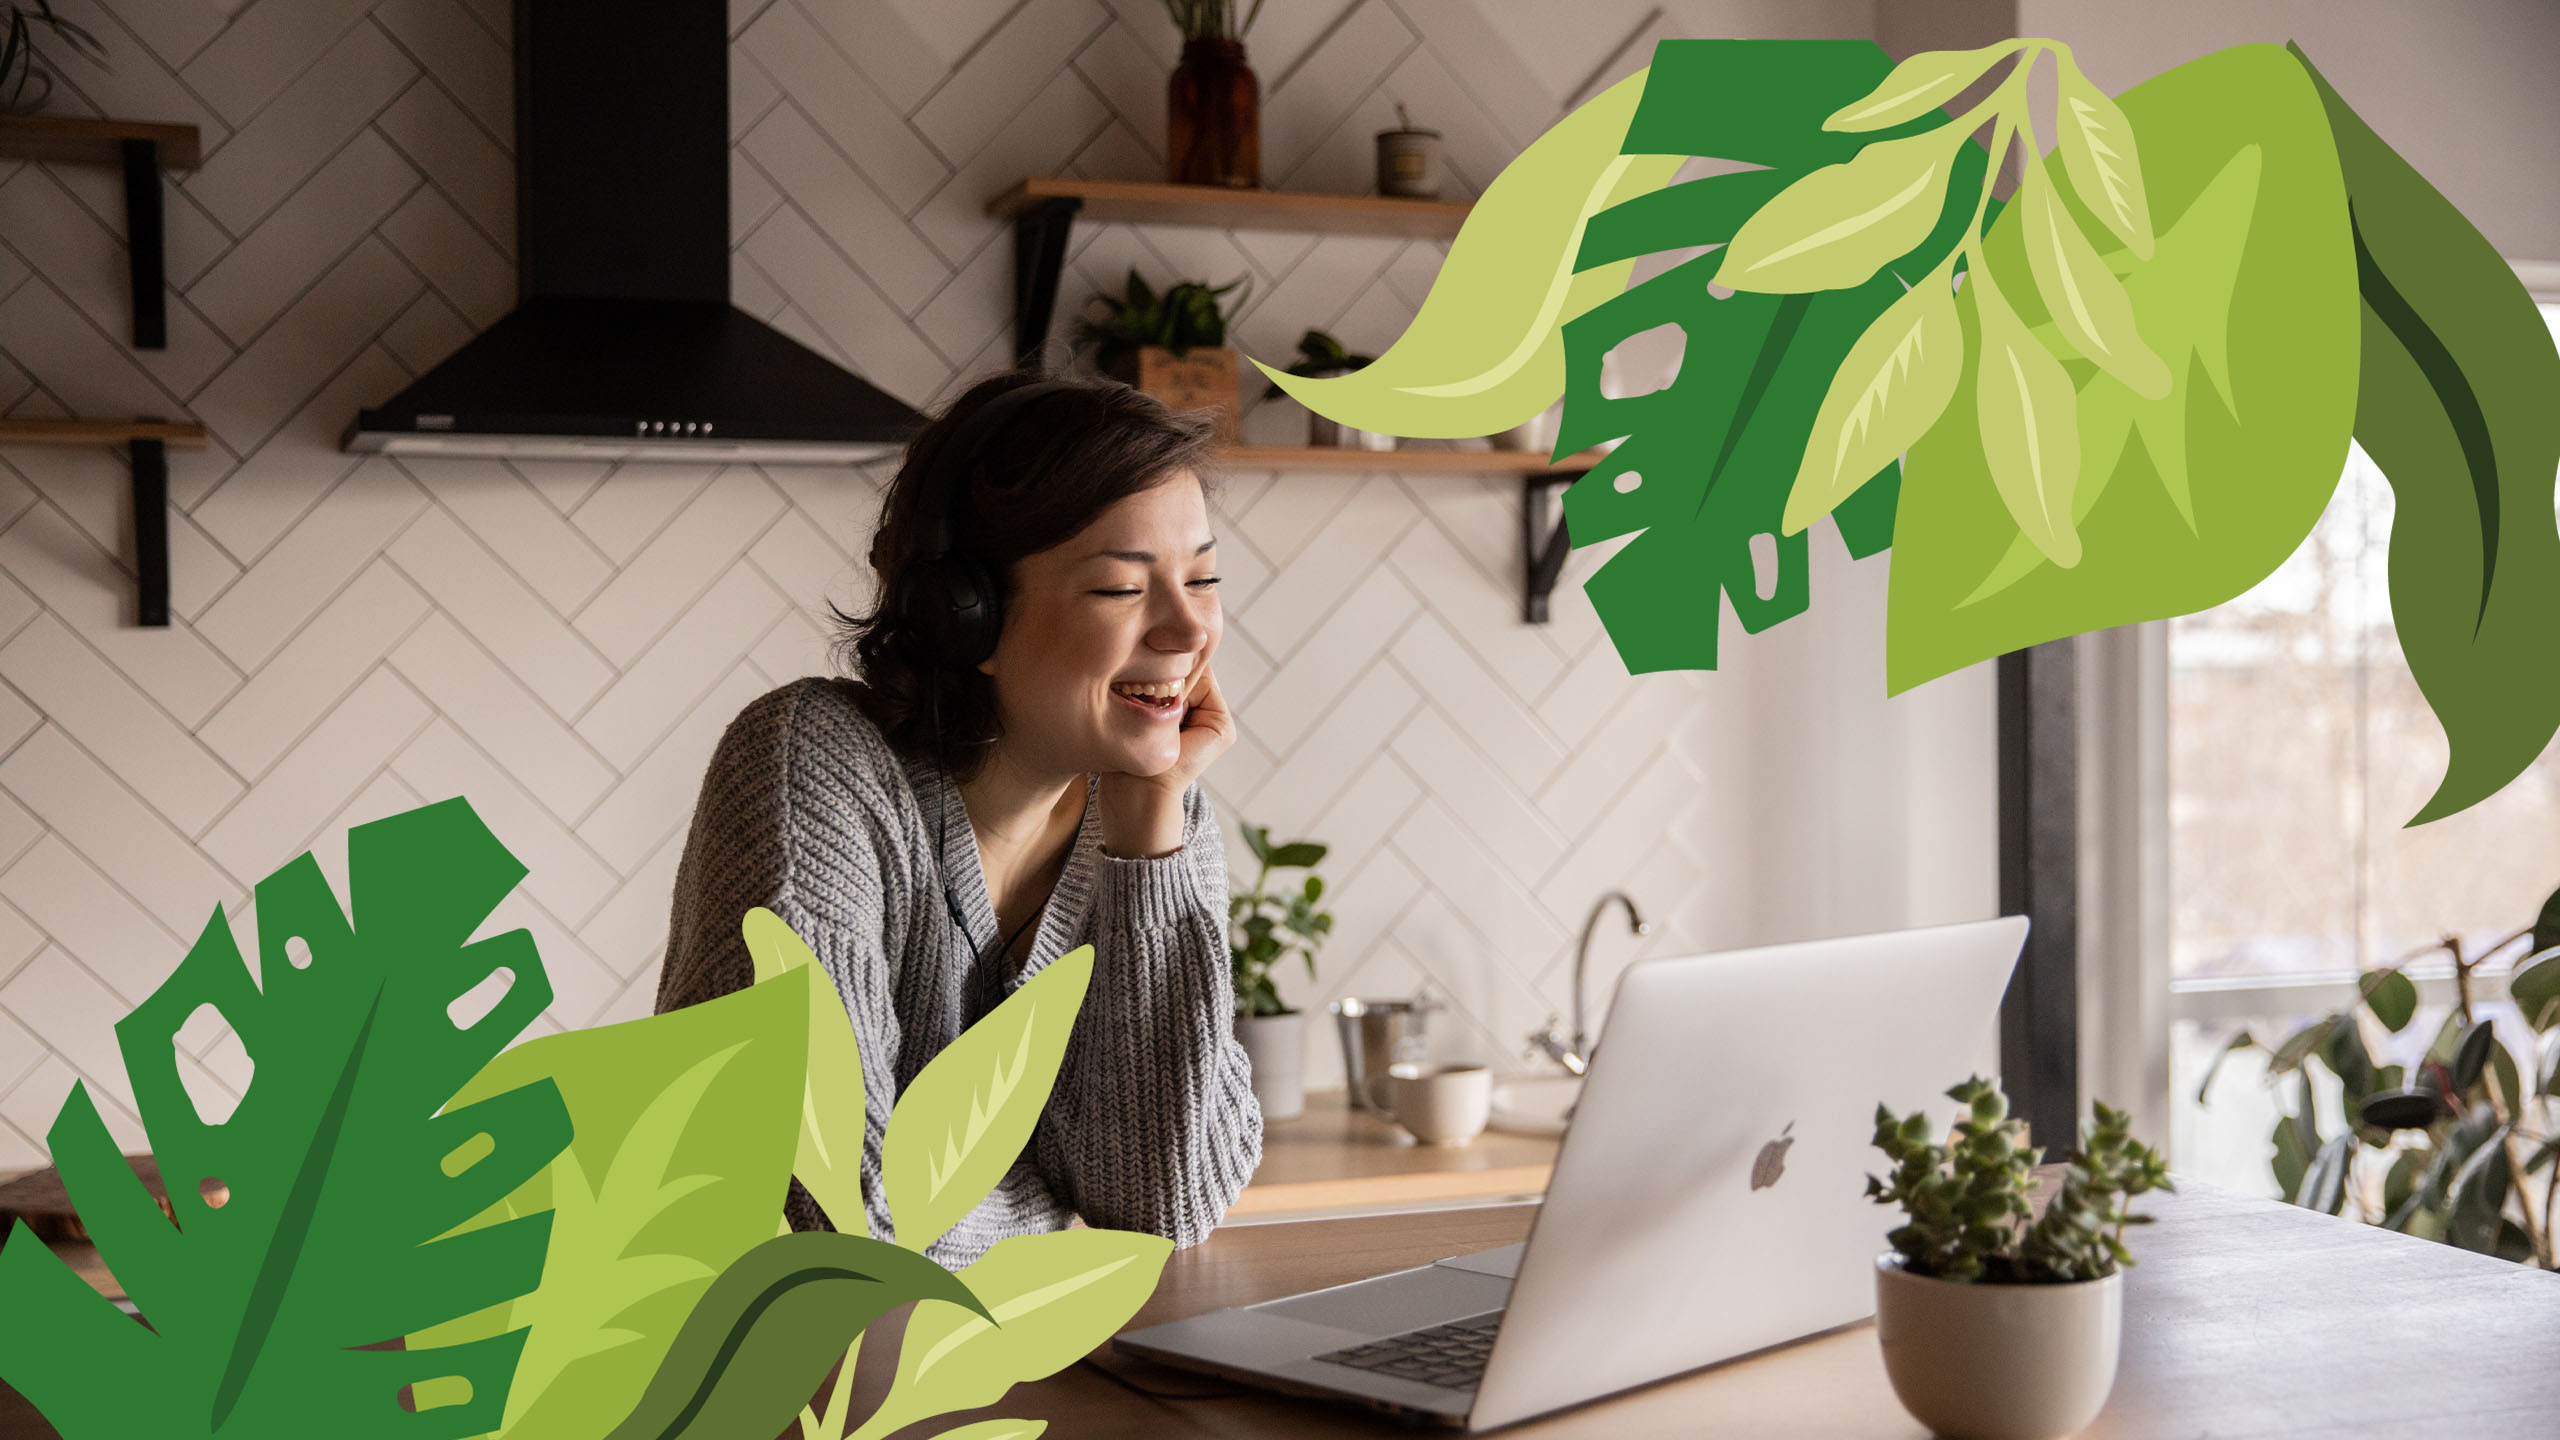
[1099,667,1233,858]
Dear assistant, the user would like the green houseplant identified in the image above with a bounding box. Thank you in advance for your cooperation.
[1074,267,1250,442]
[2198,880,2560,1268]
[1264,329,1393,451]
[3,0,103,114]
[1228,824,1334,1120]
[1866,1077,2171,1440]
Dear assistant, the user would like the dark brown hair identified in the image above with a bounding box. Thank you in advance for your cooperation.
[834,371,1217,780]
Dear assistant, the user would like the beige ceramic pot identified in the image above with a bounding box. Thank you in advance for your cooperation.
[1874,1254,2122,1440]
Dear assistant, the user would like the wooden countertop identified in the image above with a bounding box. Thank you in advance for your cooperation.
[1232,1088,1559,1219]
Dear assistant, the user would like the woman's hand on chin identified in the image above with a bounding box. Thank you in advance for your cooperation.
[1099,666,1233,858]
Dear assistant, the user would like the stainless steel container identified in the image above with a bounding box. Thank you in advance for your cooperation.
[1329,996,1433,1113]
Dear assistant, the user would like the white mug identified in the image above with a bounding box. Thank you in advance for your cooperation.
[1388,1063,1491,1147]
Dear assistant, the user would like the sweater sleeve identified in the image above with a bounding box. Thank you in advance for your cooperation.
[651,681,914,1242]
[1030,782,1263,1247]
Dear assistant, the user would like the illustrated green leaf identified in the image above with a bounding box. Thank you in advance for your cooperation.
[929,1421,1048,1440]
[743,907,868,1232]
[1715,123,1969,294]
[1558,38,1996,672]
[1823,39,2023,133]
[1971,265,2084,567]
[2017,156,2169,398]
[2357,967,2419,1033]
[599,1230,986,1440]
[849,1228,1171,1440]
[408,970,809,1440]
[1257,67,1683,439]
[2053,52,2154,259]
[885,946,1094,1253]
[0,797,571,1440]
[1782,269,1963,533]
[2292,47,2560,825]
[1887,44,2357,693]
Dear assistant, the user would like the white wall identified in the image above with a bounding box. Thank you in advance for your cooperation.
[0,0,2012,1170]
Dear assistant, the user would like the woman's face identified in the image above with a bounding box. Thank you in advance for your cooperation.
[981,471,1221,780]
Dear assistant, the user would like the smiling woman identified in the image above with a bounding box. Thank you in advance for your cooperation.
[650,372,1262,1269]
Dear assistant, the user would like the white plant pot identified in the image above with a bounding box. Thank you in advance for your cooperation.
[1874,1254,2122,1440]
[1235,1010,1307,1121]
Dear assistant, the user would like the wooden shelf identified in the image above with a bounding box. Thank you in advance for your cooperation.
[1215,444,1602,474]
[987,176,1471,239]
[0,418,198,627]
[0,114,202,169]
[0,416,206,449]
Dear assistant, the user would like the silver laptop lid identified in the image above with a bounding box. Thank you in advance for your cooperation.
[1467,916,2027,1431]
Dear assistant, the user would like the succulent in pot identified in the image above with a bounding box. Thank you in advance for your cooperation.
[1228,824,1333,1121]
[1265,329,1392,451]
[1867,1077,2172,1440]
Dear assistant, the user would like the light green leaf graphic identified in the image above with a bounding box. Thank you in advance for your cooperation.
[1715,123,1969,294]
[1256,67,1682,439]
[884,945,1095,1253]
[0,797,570,1440]
[1823,39,2023,133]
[928,1421,1048,1440]
[2055,51,2154,259]
[2295,45,2560,825]
[1888,43,2356,694]
[1972,265,2085,566]
[409,971,809,1440]
[601,1230,986,1440]
[745,906,867,1232]
[1783,269,1963,534]
[2017,156,2169,399]
[849,1228,1172,1440]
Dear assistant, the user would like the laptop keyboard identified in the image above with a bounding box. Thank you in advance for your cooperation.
[1314,1310,1504,1391]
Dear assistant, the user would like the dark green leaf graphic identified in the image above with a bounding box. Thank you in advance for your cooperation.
[0,797,572,1439]
[598,1230,986,1440]
[1558,38,1994,672]
[2293,45,2560,825]
[1887,43,2359,693]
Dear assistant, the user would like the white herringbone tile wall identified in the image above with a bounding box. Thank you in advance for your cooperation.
[0,0,1992,1168]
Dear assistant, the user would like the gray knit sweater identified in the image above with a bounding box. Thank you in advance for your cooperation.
[652,676,1263,1268]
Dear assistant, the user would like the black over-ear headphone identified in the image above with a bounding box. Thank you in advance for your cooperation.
[900,378,1085,670]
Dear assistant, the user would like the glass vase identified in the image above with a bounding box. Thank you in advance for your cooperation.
[1167,38,1260,188]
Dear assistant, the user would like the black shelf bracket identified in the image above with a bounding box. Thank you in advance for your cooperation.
[1011,196,1083,371]
[131,437,168,626]
[119,139,167,349]
[1520,465,1591,623]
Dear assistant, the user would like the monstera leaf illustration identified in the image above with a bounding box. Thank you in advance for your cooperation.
[0,797,572,1440]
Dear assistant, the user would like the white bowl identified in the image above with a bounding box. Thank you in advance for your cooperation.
[1488,1075,1581,1137]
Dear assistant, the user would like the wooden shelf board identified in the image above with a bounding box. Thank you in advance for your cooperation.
[0,416,208,449]
[0,113,202,168]
[1214,444,1603,474]
[989,176,1471,239]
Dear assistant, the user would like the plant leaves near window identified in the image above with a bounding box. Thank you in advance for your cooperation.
[1823,40,2024,133]
[407,965,809,1440]
[884,946,1095,1253]
[1249,65,1684,440]
[2291,48,2560,826]
[2052,52,2155,260]
[743,907,868,1234]
[847,1228,1173,1440]
[0,797,572,1440]
[2358,967,2419,1032]
[1557,38,1994,671]
[1714,122,1973,294]
[597,1230,986,1440]
[2299,1133,2355,1215]
[1887,43,2358,694]
[1781,263,1963,535]
[2016,152,2170,399]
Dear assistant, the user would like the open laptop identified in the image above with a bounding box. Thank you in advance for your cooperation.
[1114,915,2029,1430]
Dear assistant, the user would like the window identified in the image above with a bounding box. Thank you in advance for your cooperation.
[2165,301,2560,1194]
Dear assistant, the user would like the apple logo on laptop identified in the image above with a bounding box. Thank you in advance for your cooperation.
[1750,1122,1795,1190]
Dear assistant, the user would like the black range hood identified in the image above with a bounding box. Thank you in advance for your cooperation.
[344,0,929,464]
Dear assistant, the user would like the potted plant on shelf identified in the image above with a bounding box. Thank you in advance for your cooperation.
[3,0,104,115]
[1264,328,1392,451]
[1867,1077,2172,1440]
[1230,824,1334,1121]
[1160,0,1263,188]
[1075,267,1249,443]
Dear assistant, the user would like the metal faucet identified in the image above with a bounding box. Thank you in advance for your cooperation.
[1529,891,1650,1076]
